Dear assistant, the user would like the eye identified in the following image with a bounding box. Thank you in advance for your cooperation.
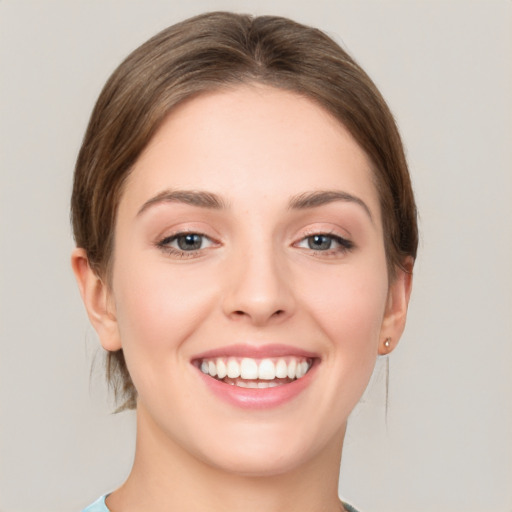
[305,234,334,251]
[173,233,205,251]
[157,232,216,256]
[296,233,353,253]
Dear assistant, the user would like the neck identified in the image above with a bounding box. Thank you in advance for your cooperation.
[107,405,347,512]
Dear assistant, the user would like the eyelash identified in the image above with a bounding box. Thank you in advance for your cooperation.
[156,230,354,259]
[156,232,216,258]
[294,232,354,256]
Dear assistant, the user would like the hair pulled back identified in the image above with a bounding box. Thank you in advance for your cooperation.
[72,11,418,409]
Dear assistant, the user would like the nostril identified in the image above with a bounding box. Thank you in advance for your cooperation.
[230,309,285,320]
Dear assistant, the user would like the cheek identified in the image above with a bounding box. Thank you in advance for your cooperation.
[299,262,389,353]
[110,260,220,408]
[303,267,389,416]
[111,255,217,360]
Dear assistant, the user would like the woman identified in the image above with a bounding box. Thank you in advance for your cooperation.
[71,12,417,512]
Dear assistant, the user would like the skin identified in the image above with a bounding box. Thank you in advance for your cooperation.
[73,85,412,512]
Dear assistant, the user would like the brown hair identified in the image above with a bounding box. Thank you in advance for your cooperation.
[71,11,418,410]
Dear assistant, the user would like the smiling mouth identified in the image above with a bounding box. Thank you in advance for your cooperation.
[197,356,314,388]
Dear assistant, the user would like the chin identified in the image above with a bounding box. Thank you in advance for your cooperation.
[202,445,311,478]
[189,420,342,479]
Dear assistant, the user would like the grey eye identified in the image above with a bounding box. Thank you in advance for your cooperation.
[307,235,333,250]
[176,233,204,250]
[157,232,216,256]
[296,233,353,253]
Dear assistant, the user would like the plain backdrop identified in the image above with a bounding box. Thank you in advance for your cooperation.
[1,1,511,511]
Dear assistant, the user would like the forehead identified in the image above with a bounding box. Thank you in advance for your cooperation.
[120,85,381,221]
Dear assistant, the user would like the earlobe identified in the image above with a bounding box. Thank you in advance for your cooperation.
[378,258,414,355]
[71,248,122,351]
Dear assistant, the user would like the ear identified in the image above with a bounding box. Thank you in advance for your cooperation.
[71,248,122,351]
[378,258,414,355]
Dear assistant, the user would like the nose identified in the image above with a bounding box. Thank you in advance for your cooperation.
[222,244,295,326]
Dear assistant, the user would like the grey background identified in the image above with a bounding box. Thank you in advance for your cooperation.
[1,1,511,511]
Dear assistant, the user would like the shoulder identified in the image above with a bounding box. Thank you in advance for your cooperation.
[342,502,361,512]
[81,495,110,512]
[80,496,359,512]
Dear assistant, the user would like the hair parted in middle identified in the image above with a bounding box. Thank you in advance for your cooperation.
[71,11,418,410]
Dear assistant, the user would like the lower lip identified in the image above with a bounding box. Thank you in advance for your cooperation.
[195,362,317,410]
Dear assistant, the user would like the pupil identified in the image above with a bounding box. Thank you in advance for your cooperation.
[309,235,331,250]
[178,234,202,250]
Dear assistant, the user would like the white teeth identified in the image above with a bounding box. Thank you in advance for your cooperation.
[287,359,297,379]
[258,359,275,380]
[227,358,240,378]
[275,358,288,378]
[296,361,309,378]
[240,358,258,379]
[199,356,313,384]
[216,359,227,379]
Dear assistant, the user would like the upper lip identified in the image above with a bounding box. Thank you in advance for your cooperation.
[191,343,319,361]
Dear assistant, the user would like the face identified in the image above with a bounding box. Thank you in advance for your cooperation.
[84,85,409,476]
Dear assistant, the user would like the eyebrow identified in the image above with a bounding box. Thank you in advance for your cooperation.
[137,189,228,216]
[137,188,373,221]
[288,190,373,221]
